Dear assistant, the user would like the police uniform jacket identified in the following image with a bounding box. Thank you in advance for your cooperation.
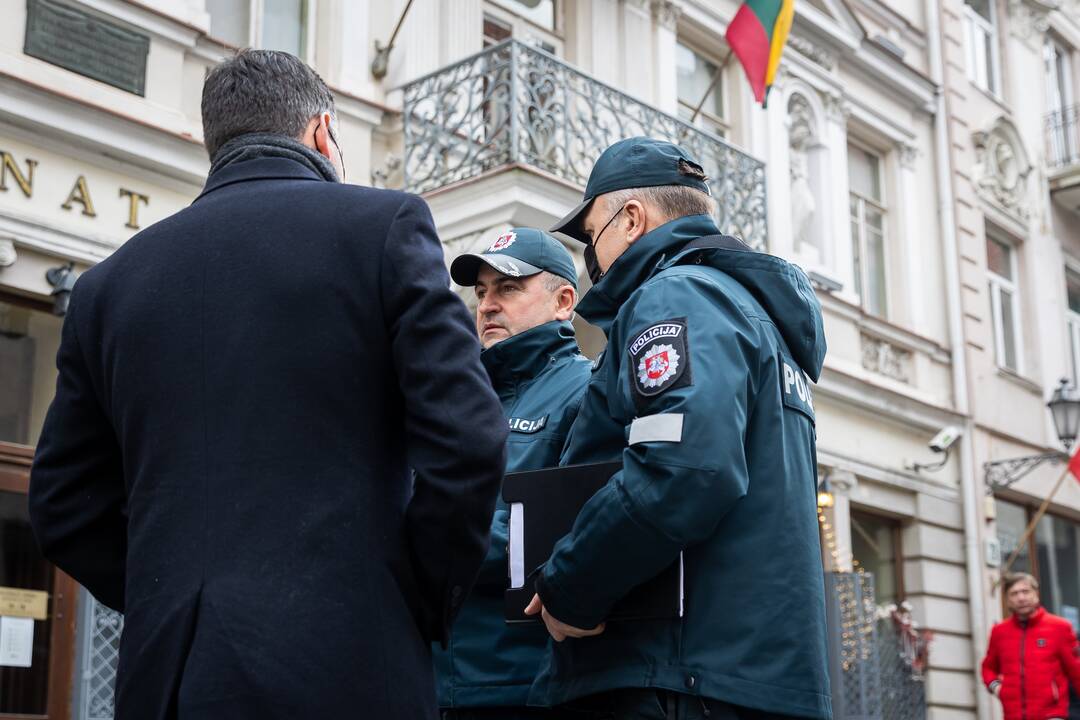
[28,156,506,720]
[434,320,592,707]
[531,213,832,719]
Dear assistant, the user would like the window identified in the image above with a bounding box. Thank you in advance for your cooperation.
[850,510,903,607]
[676,42,728,138]
[483,1,560,54]
[848,143,887,316]
[963,0,999,95]
[997,499,1080,631]
[1045,40,1077,165]
[207,0,311,58]
[986,231,1022,373]
[0,299,61,447]
[1066,272,1080,386]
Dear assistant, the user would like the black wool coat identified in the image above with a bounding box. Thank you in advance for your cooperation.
[29,156,507,719]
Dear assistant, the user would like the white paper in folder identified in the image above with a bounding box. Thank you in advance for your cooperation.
[509,503,525,588]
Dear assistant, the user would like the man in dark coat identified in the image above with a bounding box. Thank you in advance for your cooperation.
[28,49,506,720]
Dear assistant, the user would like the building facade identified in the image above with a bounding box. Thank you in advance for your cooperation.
[0,1,1077,718]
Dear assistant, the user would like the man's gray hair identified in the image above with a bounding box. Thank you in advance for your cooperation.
[539,271,574,293]
[604,184,718,221]
[201,49,336,159]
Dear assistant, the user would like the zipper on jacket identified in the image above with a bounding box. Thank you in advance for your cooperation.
[1019,621,1027,720]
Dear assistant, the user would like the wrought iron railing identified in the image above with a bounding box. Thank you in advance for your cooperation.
[402,39,768,251]
[825,573,928,720]
[1046,104,1080,170]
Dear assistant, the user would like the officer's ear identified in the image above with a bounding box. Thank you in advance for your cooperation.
[623,200,648,245]
[553,283,576,321]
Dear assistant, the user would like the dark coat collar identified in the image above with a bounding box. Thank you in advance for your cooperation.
[193,157,325,203]
[481,320,580,389]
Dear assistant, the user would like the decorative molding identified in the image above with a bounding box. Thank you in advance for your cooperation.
[1007,0,1055,49]
[370,153,402,189]
[972,116,1033,220]
[788,34,837,71]
[0,239,16,267]
[825,92,852,122]
[650,0,680,30]
[898,143,919,170]
[861,333,913,384]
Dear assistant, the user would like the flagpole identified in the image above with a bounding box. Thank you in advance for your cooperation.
[994,464,1072,587]
[689,48,735,123]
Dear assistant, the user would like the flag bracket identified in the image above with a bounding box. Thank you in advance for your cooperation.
[983,452,1068,494]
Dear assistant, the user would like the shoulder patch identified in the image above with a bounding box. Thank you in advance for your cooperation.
[627,318,692,406]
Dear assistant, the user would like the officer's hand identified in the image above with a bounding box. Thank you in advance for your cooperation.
[525,594,605,642]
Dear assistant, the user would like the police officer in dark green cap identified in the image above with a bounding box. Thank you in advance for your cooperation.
[433,227,592,719]
[523,137,832,719]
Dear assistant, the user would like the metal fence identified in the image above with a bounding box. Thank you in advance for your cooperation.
[1046,104,1080,170]
[825,573,928,720]
[401,39,768,251]
[74,591,123,720]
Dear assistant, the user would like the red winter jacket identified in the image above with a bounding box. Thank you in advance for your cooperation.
[981,607,1080,720]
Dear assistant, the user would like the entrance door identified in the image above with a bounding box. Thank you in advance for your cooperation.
[0,295,78,719]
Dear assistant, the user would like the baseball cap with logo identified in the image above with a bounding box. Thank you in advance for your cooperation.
[450,227,578,290]
[550,136,712,244]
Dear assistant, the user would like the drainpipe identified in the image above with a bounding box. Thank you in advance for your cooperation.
[925,0,991,717]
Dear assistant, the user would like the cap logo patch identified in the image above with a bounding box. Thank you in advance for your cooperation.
[489,231,517,252]
[627,318,692,409]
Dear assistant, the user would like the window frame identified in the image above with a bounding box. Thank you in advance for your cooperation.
[849,507,905,605]
[986,231,1024,375]
[674,39,730,139]
[207,0,316,64]
[1045,38,1075,112]
[483,0,563,55]
[848,139,889,317]
[1066,270,1080,387]
[962,0,1001,97]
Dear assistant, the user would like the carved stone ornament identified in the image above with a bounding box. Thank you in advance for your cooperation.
[650,0,680,30]
[899,143,918,170]
[370,153,402,189]
[788,34,836,71]
[973,117,1033,218]
[825,92,851,122]
[1007,0,1056,48]
[860,333,912,384]
[0,239,15,268]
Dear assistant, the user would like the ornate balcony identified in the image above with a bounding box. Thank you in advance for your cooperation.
[402,39,768,251]
[1046,104,1080,212]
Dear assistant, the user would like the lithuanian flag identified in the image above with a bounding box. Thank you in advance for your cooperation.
[725,0,795,107]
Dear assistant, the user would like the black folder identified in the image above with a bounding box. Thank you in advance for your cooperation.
[502,461,684,624]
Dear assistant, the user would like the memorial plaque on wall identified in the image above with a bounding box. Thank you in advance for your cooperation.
[24,0,149,96]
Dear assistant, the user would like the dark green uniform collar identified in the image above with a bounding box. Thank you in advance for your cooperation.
[576,214,721,332]
[481,320,579,389]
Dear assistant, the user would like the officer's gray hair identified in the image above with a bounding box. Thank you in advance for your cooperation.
[539,271,573,293]
[201,49,336,160]
[603,185,718,222]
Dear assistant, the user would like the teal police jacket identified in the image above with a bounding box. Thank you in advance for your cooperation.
[434,320,592,708]
[530,214,832,719]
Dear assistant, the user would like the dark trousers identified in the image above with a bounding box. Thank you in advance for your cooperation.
[557,689,810,720]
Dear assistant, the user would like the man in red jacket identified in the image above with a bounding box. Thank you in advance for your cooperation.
[982,573,1080,720]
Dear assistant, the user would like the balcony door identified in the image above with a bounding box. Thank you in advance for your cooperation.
[0,294,77,719]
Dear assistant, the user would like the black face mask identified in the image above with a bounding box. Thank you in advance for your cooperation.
[584,244,603,285]
[586,204,625,285]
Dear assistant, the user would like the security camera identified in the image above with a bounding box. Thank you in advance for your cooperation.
[928,425,962,454]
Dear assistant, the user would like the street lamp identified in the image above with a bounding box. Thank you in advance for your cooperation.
[984,378,1080,491]
[817,473,835,509]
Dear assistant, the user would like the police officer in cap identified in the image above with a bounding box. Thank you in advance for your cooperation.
[523,137,832,720]
[434,228,593,719]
